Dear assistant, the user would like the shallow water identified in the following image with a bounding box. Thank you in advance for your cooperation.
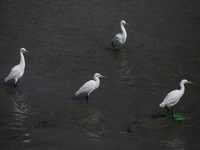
[0,0,200,149]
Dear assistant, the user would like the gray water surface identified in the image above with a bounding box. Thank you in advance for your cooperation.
[0,0,200,149]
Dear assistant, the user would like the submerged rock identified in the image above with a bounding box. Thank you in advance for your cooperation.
[34,121,58,128]
[128,113,176,133]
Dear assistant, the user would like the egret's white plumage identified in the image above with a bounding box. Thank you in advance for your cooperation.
[159,79,193,118]
[4,48,29,86]
[75,73,106,101]
[111,20,129,50]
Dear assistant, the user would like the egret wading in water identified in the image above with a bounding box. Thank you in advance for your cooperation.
[75,73,106,101]
[4,48,29,87]
[159,79,193,118]
[111,20,129,50]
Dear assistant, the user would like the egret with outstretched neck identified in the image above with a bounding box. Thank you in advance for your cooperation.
[111,20,129,50]
[159,79,193,118]
[4,48,29,87]
[75,73,106,101]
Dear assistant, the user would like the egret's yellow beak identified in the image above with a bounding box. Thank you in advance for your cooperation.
[100,75,106,78]
[26,50,30,53]
[187,81,193,84]
[125,23,129,25]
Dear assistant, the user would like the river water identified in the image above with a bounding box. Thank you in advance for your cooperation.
[0,0,200,149]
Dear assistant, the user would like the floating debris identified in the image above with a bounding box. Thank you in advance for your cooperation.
[173,113,189,122]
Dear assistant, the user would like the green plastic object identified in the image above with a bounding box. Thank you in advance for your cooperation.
[173,113,189,122]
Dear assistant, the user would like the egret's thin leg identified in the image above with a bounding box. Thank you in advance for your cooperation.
[14,83,17,87]
[86,95,88,102]
[171,107,174,118]
[165,107,170,115]
[111,42,116,50]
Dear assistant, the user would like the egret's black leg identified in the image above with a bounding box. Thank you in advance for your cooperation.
[86,95,88,102]
[165,107,170,115]
[111,42,116,50]
[171,107,174,119]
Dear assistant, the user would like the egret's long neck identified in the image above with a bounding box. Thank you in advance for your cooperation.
[180,82,185,95]
[19,52,25,69]
[121,24,127,42]
[94,77,100,89]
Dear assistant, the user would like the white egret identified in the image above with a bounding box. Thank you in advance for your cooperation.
[4,48,29,87]
[75,73,106,101]
[111,20,129,50]
[159,79,193,118]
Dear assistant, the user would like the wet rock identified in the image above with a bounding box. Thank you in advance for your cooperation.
[128,113,174,133]
[34,121,57,128]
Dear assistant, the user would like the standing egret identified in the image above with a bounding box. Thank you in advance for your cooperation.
[4,48,29,87]
[111,20,129,50]
[75,73,106,101]
[159,79,193,118]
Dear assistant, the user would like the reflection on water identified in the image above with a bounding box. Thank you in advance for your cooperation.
[76,104,105,138]
[160,131,186,150]
[81,108,103,124]
[10,89,28,128]
[8,89,28,129]
[1,88,32,145]
[110,51,133,85]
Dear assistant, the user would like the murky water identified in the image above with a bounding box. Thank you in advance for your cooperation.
[0,0,200,149]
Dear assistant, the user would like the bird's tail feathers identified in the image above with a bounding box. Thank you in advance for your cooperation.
[75,90,80,96]
[4,76,10,82]
[159,102,165,108]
